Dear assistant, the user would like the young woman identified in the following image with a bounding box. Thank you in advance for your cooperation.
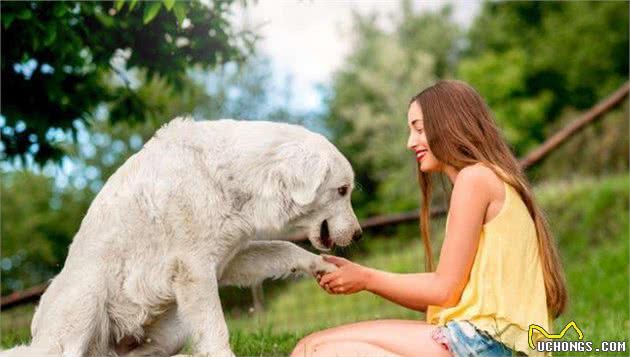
[290,80,567,357]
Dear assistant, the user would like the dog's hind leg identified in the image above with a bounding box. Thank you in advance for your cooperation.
[218,241,337,287]
[27,270,111,357]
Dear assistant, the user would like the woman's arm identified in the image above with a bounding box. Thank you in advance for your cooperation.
[319,166,493,312]
[362,270,440,312]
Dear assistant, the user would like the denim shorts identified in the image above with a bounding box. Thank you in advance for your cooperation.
[431,320,526,357]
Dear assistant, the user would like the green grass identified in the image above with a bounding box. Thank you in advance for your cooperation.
[1,304,33,348]
[535,174,630,354]
[2,174,628,356]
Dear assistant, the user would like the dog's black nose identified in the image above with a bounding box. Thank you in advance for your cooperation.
[352,229,363,242]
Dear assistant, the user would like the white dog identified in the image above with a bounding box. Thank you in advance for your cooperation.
[2,118,362,357]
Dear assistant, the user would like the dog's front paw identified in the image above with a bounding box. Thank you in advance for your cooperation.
[308,256,338,278]
[290,255,338,279]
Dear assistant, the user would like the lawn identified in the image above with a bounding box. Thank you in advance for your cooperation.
[2,173,628,356]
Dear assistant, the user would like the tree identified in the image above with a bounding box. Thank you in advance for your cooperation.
[322,0,628,218]
[458,1,629,155]
[1,170,92,295]
[322,2,462,218]
[1,0,256,163]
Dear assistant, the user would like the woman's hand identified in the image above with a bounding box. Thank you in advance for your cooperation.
[317,254,371,295]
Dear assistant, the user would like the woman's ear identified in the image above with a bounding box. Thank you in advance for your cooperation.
[265,142,330,206]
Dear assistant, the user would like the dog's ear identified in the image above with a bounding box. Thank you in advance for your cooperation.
[265,142,329,206]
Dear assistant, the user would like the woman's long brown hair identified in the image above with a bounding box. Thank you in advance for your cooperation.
[410,80,567,318]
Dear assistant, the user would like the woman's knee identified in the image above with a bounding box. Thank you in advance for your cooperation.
[291,332,322,357]
[290,342,306,357]
[291,320,398,357]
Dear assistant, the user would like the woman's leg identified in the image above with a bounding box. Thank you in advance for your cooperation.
[290,319,451,357]
[309,340,404,357]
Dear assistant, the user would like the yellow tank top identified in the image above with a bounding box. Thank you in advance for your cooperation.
[426,175,553,356]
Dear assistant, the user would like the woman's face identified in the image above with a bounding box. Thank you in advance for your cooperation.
[406,101,442,172]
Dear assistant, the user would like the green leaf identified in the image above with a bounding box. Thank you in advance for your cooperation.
[53,3,67,17]
[143,2,162,24]
[173,2,187,25]
[95,10,114,27]
[129,0,139,11]
[43,28,57,47]
[16,8,32,20]
[114,0,125,11]
[2,13,15,29]
[163,0,175,11]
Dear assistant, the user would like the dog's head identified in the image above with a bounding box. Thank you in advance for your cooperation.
[261,131,362,251]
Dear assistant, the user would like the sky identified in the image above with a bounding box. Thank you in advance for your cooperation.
[234,0,481,112]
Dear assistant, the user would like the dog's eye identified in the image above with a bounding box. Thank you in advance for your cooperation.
[337,185,349,196]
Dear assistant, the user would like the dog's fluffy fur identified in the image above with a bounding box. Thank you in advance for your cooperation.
[1,118,361,357]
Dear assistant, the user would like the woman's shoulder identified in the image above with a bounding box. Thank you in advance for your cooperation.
[457,163,506,221]
[458,163,505,194]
